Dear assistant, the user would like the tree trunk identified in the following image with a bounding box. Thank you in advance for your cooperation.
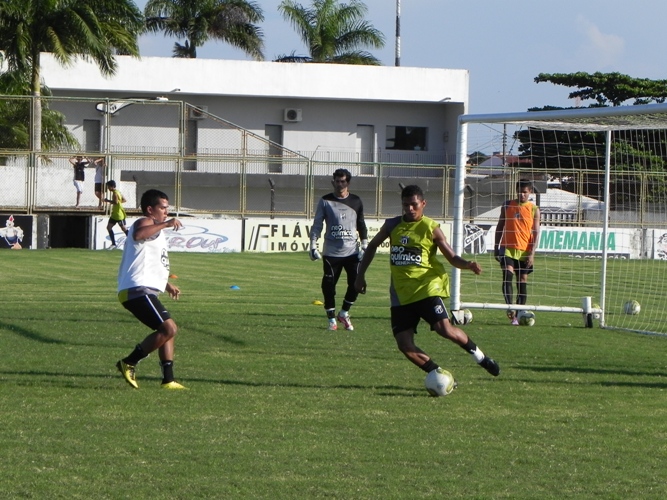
[31,51,42,154]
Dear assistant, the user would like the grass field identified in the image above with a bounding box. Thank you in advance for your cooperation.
[2,250,666,499]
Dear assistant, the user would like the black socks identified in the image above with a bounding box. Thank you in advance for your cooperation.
[123,343,148,366]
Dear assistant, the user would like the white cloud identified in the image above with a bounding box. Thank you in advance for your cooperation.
[576,15,625,68]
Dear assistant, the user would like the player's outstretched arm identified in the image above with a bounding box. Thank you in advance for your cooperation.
[433,227,482,275]
[494,203,507,256]
[133,217,182,241]
[355,226,389,293]
[526,206,541,267]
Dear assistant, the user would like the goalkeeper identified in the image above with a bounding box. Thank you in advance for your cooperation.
[309,169,368,331]
[494,179,541,325]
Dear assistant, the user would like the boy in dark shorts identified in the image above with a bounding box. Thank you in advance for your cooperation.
[355,185,500,388]
[116,189,186,389]
[494,179,541,325]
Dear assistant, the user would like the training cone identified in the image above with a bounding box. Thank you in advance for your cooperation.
[169,274,178,279]
[230,285,240,290]
[312,300,323,305]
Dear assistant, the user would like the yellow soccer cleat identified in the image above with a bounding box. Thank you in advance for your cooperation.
[161,381,187,390]
[116,360,138,389]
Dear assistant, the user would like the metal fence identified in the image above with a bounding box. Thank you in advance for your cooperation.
[0,95,457,219]
[2,95,667,226]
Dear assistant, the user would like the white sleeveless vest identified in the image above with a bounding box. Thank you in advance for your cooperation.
[118,221,170,292]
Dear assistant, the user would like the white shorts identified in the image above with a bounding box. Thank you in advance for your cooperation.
[73,180,84,193]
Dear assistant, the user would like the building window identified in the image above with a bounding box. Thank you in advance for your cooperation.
[386,126,427,151]
[265,124,283,173]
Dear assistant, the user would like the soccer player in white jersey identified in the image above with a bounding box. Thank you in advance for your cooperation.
[310,169,368,331]
[115,189,186,389]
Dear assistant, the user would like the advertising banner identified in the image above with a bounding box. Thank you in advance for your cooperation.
[243,218,452,254]
[92,216,242,252]
[652,229,667,260]
[0,214,33,249]
[462,223,639,258]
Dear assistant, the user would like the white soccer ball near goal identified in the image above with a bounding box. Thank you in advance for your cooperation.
[518,310,536,326]
[623,300,641,315]
[424,368,456,397]
[463,309,473,324]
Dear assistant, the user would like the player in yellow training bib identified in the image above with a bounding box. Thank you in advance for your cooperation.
[355,184,500,382]
[104,180,128,250]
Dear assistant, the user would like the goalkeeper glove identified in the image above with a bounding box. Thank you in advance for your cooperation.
[358,239,368,261]
[309,241,321,261]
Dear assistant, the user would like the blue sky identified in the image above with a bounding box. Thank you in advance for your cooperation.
[135,0,667,115]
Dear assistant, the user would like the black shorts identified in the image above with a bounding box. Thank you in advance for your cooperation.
[499,256,534,275]
[95,182,103,193]
[390,296,450,334]
[122,294,171,331]
[322,254,359,278]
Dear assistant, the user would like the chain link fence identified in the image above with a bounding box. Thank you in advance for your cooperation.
[4,95,666,225]
[0,95,460,219]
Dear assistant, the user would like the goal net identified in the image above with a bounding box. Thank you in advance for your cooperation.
[450,103,667,335]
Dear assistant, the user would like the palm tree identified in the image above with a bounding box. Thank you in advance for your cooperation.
[144,0,265,59]
[276,0,385,65]
[0,71,78,161]
[0,0,143,153]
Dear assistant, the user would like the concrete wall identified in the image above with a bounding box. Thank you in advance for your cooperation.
[41,55,467,165]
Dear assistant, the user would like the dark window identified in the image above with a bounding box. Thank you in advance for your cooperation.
[386,126,427,151]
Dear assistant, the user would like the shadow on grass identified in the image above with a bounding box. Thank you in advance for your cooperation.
[184,324,247,345]
[516,364,664,377]
[0,369,423,395]
[514,365,667,387]
[0,319,246,349]
[0,320,67,345]
[243,311,391,321]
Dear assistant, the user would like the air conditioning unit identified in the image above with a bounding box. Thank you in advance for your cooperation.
[189,106,208,120]
[284,108,302,122]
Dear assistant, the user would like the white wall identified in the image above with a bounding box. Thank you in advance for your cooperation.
[40,55,468,104]
[40,54,468,164]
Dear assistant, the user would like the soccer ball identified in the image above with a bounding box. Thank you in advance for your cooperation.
[451,309,473,325]
[518,310,536,326]
[592,303,601,320]
[424,368,456,397]
[623,300,641,315]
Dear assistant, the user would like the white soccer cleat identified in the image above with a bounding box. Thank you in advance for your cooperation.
[337,312,354,331]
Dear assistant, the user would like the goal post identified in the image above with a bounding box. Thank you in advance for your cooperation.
[451,103,667,335]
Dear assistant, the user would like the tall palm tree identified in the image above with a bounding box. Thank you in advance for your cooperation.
[0,70,78,159]
[0,0,143,153]
[144,0,265,59]
[276,0,385,65]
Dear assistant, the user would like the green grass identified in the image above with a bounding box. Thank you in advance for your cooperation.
[1,250,667,499]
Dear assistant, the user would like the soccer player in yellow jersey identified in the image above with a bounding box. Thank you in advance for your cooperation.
[104,180,128,250]
[355,185,500,385]
[494,179,541,325]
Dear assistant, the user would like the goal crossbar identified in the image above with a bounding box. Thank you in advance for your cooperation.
[458,102,667,131]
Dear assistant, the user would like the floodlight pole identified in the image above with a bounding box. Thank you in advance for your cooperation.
[395,0,401,66]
